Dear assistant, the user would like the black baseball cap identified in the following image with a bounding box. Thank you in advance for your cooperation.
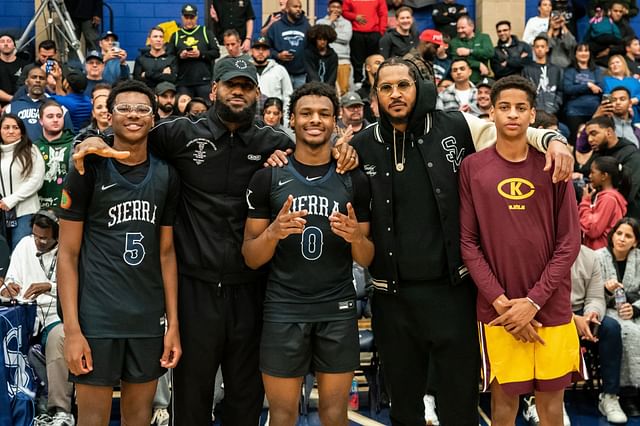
[155,82,177,95]
[85,50,103,62]
[63,66,88,93]
[252,37,270,48]
[99,30,118,41]
[182,3,198,16]
[213,57,258,85]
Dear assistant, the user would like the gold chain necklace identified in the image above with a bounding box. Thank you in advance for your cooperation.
[393,130,406,172]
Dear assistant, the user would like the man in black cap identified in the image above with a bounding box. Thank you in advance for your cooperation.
[208,0,256,55]
[155,82,177,120]
[71,55,357,425]
[98,31,130,85]
[0,32,29,108]
[167,4,220,99]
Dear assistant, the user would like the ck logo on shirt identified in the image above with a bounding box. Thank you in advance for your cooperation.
[497,177,535,211]
[186,138,217,165]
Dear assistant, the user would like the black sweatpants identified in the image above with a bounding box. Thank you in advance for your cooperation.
[372,280,480,426]
[350,31,381,84]
[170,276,264,425]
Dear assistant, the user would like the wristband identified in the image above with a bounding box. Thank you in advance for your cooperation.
[526,297,541,311]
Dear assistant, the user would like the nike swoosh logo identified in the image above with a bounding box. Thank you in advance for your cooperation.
[278,179,294,186]
[306,176,322,181]
[101,183,117,191]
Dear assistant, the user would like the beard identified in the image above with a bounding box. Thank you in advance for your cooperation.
[159,103,174,113]
[215,98,257,125]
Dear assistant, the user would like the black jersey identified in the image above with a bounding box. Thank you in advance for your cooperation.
[59,155,179,338]
[247,159,371,322]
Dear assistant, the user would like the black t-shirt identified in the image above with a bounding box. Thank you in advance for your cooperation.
[247,157,371,322]
[210,0,256,42]
[393,139,447,282]
[59,155,180,338]
[0,57,29,105]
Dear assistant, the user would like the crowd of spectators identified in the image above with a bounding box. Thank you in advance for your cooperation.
[4,0,640,425]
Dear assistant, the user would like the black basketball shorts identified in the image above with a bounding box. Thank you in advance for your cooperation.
[260,319,359,377]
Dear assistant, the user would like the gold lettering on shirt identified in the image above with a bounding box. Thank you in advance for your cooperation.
[497,177,535,211]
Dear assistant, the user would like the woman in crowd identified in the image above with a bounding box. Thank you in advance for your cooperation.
[603,55,640,121]
[261,97,294,141]
[185,97,209,118]
[563,43,604,145]
[598,217,640,411]
[580,156,630,249]
[84,93,112,134]
[0,114,45,249]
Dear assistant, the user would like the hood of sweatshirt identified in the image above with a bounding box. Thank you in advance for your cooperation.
[598,188,628,211]
[377,76,437,144]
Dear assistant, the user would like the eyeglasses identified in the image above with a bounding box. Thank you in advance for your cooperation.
[376,80,415,96]
[32,233,54,244]
[113,103,154,116]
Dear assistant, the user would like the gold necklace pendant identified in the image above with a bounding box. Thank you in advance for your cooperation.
[393,130,406,172]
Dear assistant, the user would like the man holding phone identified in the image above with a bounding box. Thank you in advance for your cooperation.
[167,4,220,98]
[98,31,130,85]
[592,87,640,146]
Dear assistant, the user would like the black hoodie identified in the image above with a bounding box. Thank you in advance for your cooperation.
[352,77,476,291]
[304,45,338,86]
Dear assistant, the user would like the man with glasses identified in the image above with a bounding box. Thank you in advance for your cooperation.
[167,3,220,98]
[57,80,182,426]
[350,57,573,424]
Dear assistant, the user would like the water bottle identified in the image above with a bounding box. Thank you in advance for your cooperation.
[348,376,359,411]
[615,288,626,313]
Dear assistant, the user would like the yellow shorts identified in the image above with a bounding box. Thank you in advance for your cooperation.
[478,320,585,395]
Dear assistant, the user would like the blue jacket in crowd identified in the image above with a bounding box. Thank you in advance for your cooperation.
[563,66,604,117]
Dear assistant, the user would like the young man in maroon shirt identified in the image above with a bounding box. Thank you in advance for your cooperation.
[459,75,582,425]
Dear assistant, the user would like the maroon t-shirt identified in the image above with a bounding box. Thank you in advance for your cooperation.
[459,146,580,326]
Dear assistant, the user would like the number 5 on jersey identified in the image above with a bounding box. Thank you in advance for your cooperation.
[124,232,146,266]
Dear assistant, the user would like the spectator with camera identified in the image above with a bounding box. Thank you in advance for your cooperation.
[98,31,130,86]
[547,9,577,68]
[167,4,220,99]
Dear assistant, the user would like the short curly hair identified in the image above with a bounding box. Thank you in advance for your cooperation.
[288,81,339,119]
